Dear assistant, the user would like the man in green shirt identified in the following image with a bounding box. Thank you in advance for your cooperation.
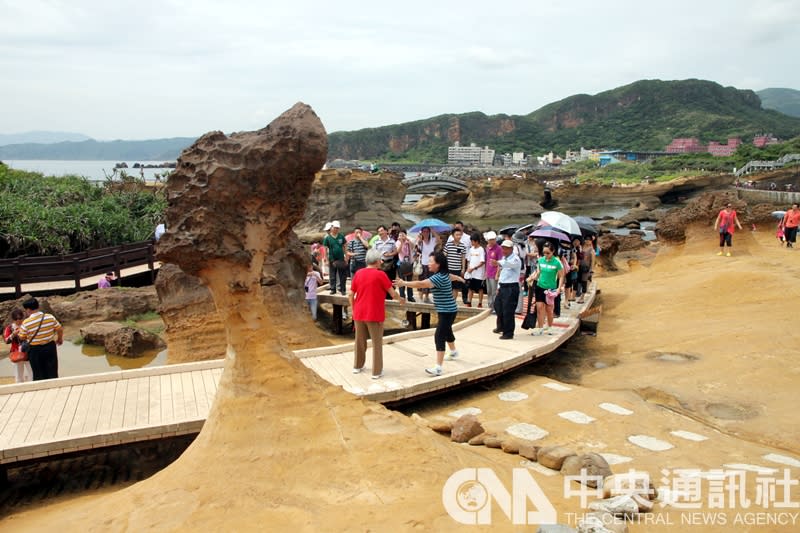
[323,220,348,295]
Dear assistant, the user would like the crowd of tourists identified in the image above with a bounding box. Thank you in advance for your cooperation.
[307,219,596,379]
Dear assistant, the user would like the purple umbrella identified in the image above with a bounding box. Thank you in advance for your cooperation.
[530,228,571,242]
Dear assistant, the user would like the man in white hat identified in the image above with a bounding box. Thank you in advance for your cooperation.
[490,239,522,340]
[322,220,348,296]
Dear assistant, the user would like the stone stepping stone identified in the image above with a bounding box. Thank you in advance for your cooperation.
[558,410,596,424]
[600,453,633,465]
[670,430,708,442]
[627,434,674,451]
[723,463,778,474]
[498,391,529,402]
[448,407,482,418]
[542,382,572,392]
[506,422,549,441]
[763,453,800,468]
[598,402,633,415]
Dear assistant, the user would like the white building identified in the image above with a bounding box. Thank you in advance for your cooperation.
[448,142,496,165]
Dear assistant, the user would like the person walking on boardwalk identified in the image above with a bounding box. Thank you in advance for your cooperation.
[528,242,565,336]
[781,203,800,249]
[490,239,522,340]
[465,232,486,308]
[713,202,743,256]
[19,298,63,381]
[323,221,348,295]
[444,227,467,303]
[304,265,324,321]
[4,308,32,382]
[395,251,464,377]
[349,249,405,379]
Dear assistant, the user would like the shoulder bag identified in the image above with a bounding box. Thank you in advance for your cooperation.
[19,314,46,356]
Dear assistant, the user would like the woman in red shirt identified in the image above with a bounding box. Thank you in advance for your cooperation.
[348,248,405,379]
[714,203,743,256]
[781,203,800,248]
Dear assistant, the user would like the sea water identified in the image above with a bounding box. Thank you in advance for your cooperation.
[4,160,173,182]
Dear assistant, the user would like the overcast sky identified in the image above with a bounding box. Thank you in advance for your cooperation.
[2,0,798,141]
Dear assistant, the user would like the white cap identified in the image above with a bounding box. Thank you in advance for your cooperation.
[484,231,497,240]
[501,239,514,248]
[323,222,332,231]
[331,220,341,228]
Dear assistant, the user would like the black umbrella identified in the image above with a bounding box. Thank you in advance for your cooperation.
[573,216,599,237]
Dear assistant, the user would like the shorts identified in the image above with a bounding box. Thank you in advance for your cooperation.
[534,284,553,305]
[468,278,485,292]
[451,280,464,291]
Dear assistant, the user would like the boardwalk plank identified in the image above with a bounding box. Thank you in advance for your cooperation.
[24,387,61,444]
[0,392,23,438]
[201,368,217,408]
[135,377,150,427]
[148,375,162,426]
[81,379,106,435]
[122,378,139,428]
[95,380,117,432]
[191,371,209,416]
[160,374,174,423]
[37,385,71,442]
[181,372,198,419]
[109,379,128,431]
[54,386,83,438]
[7,390,47,446]
[69,383,96,436]
[171,373,186,421]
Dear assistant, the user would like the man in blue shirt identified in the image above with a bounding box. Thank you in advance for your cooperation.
[491,240,522,339]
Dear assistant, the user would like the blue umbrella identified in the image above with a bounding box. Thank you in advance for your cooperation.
[409,218,452,233]
[772,211,786,220]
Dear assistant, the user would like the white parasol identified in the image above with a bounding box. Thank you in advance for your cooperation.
[540,211,581,236]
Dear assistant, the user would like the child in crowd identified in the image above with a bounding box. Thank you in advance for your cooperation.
[304,265,323,320]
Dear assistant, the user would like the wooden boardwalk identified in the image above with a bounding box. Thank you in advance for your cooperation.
[297,284,597,404]
[0,284,597,467]
[0,360,223,466]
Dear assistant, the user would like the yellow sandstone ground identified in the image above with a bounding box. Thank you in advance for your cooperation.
[3,226,799,532]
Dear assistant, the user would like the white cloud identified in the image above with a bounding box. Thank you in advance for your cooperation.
[0,0,797,139]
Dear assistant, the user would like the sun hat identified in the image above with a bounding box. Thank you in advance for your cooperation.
[501,239,514,248]
[484,231,497,240]
[323,222,332,231]
[331,220,341,228]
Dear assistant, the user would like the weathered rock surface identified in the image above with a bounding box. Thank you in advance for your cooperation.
[80,322,165,358]
[588,495,639,516]
[105,327,165,358]
[538,445,576,470]
[560,453,613,487]
[655,191,744,242]
[294,168,413,241]
[451,177,545,219]
[577,512,629,533]
[596,234,621,271]
[450,414,484,443]
[0,288,159,325]
[409,190,470,214]
[518,442,539,461]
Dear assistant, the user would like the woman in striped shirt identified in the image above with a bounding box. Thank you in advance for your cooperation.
[395,251,464,377]
[20,298,63,381]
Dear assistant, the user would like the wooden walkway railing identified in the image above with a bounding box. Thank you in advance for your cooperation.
[0,240,157,298]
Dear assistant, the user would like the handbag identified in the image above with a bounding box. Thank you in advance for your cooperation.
[413,258,423,277]
[9,351,27,363]
[520,292,538,330]
[20,314,45,356]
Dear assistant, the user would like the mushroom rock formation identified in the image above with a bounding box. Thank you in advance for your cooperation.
[9,104,518,532]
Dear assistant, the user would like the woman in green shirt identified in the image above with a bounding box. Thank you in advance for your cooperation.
[527,242,565,335]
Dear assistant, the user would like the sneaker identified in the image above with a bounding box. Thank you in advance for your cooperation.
[352,366,365,374]
[371,373,383,380]
[445,350,459,360]
[541,326,550,335]
[425,366,442,376]
[531,328,544,336]
[725,252,731,257]
[716,251,723,256]
[547,328,557,335]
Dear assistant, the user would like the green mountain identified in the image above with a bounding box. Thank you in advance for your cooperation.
[0,137,196,161]
[757,88,800,118]
[329,79,800,163]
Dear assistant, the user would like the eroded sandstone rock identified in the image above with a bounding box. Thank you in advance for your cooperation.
[450,414,484,443]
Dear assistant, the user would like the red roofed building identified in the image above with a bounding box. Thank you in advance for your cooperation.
[753,134,779,148]
[666,138,706,153]
[708,137,741,157]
